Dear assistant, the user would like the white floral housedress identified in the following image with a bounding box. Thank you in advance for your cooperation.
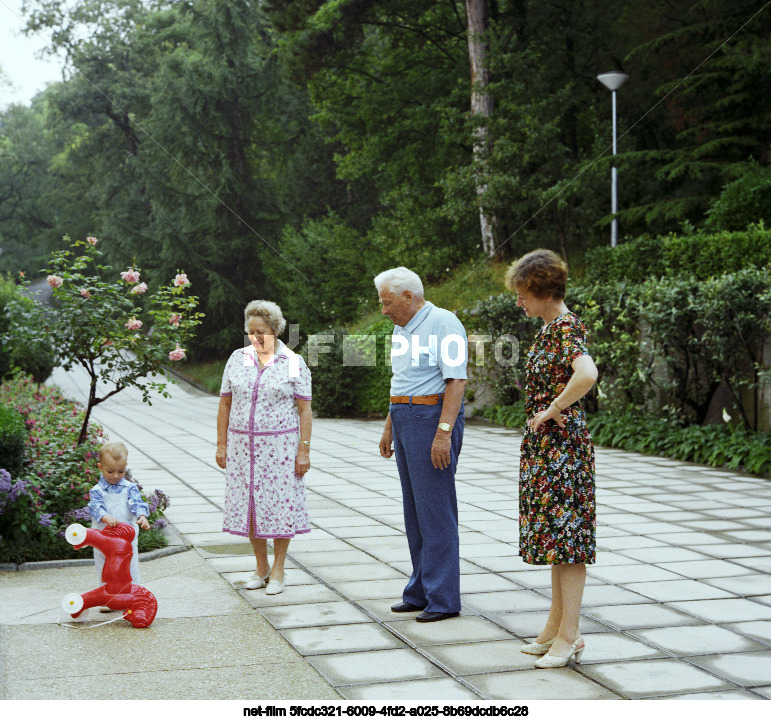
[219,341,312,539]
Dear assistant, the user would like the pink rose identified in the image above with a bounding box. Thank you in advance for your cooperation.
[86,236,98,245]
[130,282,148,294]
[169,313,181,327]
[80,288,91,298]
[120,268,140,283]
[47,275,64,289]
[173,273,190,287]
[168,343,186,361]
[125,317,143,331]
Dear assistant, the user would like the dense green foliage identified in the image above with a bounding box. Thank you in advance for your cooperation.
[0,275,57,383]
[480,403,771,477]
[299,317,393,418]
[1,1,769,349]
[583,224,771,284]
[0,375,170,564]
[473,228,771,429]
[0,405,27,477]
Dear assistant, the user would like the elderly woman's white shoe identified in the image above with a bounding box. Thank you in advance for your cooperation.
[265,573,286,595]
[520,638,556,655]
[533,637,585,668]
[244,569,271,590]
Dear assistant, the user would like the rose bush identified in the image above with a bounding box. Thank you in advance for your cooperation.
[7,236,204,443]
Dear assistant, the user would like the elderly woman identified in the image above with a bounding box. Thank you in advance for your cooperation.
[215,300,312,595]
[505,249,598,668]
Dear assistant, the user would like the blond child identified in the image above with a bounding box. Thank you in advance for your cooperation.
[87,442,150,593]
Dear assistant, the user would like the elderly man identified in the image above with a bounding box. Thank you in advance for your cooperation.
[375,267,467,622]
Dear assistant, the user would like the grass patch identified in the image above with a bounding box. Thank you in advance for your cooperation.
[173,358,227,395]
[349,258,509,332]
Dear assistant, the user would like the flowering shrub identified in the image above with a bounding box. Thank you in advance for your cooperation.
[0,376,172,563]
[0,275,57,383]
[126,472,171,553]
[7,236,204,443]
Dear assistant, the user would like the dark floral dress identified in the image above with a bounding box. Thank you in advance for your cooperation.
[519,312,596,565]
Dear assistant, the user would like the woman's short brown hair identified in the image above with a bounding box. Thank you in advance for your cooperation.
[504,249,568,300]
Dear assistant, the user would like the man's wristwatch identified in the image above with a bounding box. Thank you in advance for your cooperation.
[437,422,452,432]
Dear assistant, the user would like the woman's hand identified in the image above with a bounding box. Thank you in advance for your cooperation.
[529,403,565,431]
[295,447,311,477]
[215,445,227,469]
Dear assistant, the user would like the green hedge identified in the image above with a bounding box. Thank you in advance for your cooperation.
[301,318,393,418]
[582,225,771,285]
[0,405,27,476]
[481,403,771,478]
[474,263,771,429]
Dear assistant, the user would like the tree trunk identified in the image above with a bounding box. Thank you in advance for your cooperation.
[465,0,498,259]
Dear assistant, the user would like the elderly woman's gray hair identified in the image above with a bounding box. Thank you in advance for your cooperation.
[244,300,286,336]
[373,267,424,297]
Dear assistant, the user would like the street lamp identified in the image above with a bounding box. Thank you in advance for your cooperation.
[597,71,629,247]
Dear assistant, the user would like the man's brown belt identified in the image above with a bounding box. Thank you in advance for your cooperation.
[389,394,444,405]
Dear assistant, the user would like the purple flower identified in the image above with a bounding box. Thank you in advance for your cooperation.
[0,469,11,494]
[9,479,29,503]
[152,518,168,529]
[39,513,56,527]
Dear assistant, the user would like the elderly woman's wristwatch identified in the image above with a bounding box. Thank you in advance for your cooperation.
[438,422,452,432]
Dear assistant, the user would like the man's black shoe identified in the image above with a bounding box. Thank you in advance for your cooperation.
[391,602,425,613]
[416,611,460,622]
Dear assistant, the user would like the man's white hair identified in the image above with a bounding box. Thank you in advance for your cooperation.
[374,267,424,297]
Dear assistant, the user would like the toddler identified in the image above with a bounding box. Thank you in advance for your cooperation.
[87,441,150,594]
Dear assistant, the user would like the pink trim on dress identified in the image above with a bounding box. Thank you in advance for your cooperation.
[229,427,299,437]
[222,527,311,540]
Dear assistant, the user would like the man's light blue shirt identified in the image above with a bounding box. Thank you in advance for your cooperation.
[389,301,468,396]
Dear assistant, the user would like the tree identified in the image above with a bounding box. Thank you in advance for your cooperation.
[8,236,203,443]
[619,0,771,228]
[465,0,498,258]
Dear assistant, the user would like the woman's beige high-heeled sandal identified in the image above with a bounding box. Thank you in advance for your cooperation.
[534,636,585,668]
[520,638,555,655]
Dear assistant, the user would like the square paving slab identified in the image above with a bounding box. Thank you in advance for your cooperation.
[578,658,731,698]
[280,622,405,655]
[308,647,446,686]
[464,668,621,700]
[340,677,481,700]
[259,601,374,629]
[632,624,767,656]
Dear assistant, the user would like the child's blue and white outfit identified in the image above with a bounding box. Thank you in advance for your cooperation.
[87,476,149,584]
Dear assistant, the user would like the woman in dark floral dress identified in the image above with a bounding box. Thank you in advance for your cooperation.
[505,249,598,668]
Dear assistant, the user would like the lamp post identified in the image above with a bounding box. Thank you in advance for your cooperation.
[597,71,629,247]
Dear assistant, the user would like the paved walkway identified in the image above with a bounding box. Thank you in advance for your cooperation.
[3,365,771,700]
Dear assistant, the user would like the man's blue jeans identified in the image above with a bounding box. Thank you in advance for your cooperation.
[390,401,464,613]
